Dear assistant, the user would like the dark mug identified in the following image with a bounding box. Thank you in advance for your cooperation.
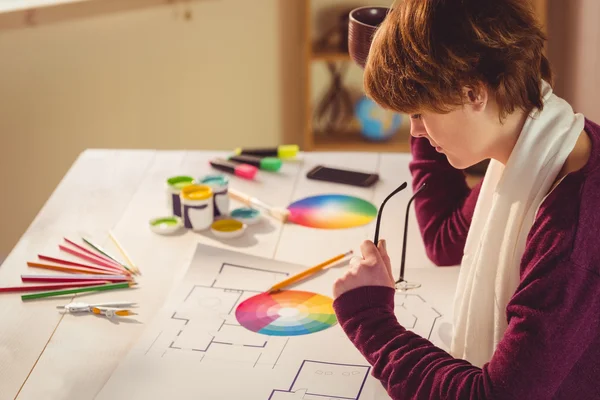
[348,6,390,69]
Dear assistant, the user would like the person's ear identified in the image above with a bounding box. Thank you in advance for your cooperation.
[463,85,488,112]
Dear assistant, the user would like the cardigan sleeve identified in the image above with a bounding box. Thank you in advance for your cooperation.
[408,136,482,266]
[332,252,600,399]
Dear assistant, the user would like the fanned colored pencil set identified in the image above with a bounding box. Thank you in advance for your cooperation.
[1,232,140,301]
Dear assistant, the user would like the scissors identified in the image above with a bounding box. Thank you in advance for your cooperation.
[57,301,138,319]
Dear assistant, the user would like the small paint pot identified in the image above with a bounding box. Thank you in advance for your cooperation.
[198,174,229,219]
[230,207,261,225]
[180,185,214,231]
[166,175,195,217]
[149,216,184,235]
[211,219,246,239]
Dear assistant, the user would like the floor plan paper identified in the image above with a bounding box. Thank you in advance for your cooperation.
[96,243,460,400]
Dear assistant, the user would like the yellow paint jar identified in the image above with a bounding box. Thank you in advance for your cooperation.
[180,185,214,230]
[210,219,246,239]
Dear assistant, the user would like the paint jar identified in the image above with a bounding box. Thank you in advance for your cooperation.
[180,184,214,231]
[166,176,195,217]
[231,207,262,225]
[211,219,246,239]
[199,174,229,219]
[149,216,184,235]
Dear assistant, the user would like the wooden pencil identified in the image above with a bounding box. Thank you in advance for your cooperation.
[38,255,124,275]
[108,231,140,275]
[1,281,110,293]
[21,274,131,283]
[81,237,134,274]
[267,251,353,292]
[27,262,118,275]
[63,238,121,266]
[21,281,136,301]
[58,245,127,273]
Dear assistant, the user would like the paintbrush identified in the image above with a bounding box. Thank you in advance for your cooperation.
[228,188,290,222]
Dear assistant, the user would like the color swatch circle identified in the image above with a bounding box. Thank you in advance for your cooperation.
[287,194,377,229]
[235,290,337,336]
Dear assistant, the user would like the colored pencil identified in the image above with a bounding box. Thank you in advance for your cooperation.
[58,245,127,273]
[267,251,354,292]
[38,255,125,275]
[27,262,117,275]
[1,281,110,293]
[108,231,140,275]
[63,238,121,266]
[61,241,121,269]
[21,281,137,301]
[21,274,131,283]
[81,237,134,275]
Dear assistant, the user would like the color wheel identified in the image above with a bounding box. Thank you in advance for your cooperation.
[235,290,337,336]
[287,194,377,229]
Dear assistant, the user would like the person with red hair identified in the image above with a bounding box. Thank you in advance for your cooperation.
[332,1,600,399]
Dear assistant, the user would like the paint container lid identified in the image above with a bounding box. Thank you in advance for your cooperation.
[166,175,195,191]
[149,216,184,235]
[230,207,261,225]
[211,219,246,239]
[235,164,258,180]
[259,157,283,172]
[181,184,213,201]
[199,174,229,189]
[277,145,299,159]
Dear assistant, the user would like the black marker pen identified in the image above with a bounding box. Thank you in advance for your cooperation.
[233,144,299,159]
[209,158,257,180]
[228,154,282,172]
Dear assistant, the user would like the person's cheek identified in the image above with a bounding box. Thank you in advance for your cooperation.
[420,120,436,142]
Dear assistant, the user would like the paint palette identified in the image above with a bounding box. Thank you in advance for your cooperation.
[287,194,377,229]
[235,290,337,336]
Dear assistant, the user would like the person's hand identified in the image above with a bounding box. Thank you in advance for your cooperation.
[333,239,396,299]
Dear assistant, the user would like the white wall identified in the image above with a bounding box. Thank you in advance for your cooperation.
[0,0,305,257]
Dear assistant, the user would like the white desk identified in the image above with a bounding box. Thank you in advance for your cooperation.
[0,149,437,399]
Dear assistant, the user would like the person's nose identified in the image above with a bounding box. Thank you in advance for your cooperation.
[410,118,427,138]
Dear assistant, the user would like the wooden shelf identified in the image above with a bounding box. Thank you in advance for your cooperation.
[303,0,411,153]
[312,130,411,152]
[303,0,547,154]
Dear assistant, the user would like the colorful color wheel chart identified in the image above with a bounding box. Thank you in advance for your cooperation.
[287,194,378,229]
[235,290,337,336]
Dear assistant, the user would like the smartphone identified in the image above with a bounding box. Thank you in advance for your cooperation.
[306,165,379,187]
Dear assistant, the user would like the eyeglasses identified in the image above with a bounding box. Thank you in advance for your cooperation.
[373,181,427,291]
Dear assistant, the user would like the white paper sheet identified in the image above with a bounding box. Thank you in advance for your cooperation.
[96,243,459,400]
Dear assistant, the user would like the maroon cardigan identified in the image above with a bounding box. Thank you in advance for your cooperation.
[333,118,600,399]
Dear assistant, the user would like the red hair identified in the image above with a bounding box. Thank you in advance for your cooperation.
[364,0,552,119]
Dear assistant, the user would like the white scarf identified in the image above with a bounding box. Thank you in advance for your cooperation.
[450,80,585,368]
